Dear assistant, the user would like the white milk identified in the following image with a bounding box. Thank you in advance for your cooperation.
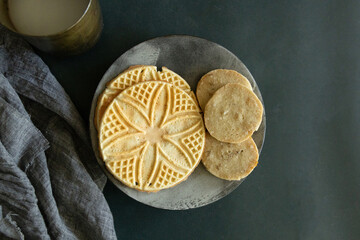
[8,0,89,36]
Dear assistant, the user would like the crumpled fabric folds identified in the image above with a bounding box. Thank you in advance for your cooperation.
[0,26,116,239]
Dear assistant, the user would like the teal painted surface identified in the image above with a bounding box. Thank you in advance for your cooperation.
[38,0,360,239]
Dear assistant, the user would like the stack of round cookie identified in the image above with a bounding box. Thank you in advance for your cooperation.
[196,69,263,180]
[96,66,205,192]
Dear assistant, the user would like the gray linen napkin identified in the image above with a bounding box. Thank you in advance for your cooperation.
[0,26,116,239]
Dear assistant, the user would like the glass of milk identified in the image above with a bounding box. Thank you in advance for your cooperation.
[0,0,103,55]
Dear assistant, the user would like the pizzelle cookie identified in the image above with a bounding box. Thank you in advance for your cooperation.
[202,133,258,180]
[95,65,196,130]
[196,69,252,111]
[98,81,205,192]
[204,83,263,143]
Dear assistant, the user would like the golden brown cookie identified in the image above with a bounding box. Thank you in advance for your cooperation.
[202,133,258,180]
[98,81,205,192]
[196,69,252,111]
[204,83,263,143]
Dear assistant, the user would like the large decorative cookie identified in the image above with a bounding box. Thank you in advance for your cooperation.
[98,81,205,192]
[196,69,252,111]
[95,65,194,129]
[204,83,263,143]
[202,133,258,180]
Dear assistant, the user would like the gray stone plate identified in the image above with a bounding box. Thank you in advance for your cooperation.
[89,35,266,210]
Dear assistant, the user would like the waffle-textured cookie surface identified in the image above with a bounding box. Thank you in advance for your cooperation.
[95,65,194,129]
[196,69,252,111]
[204,83,263,143]
[202,133,258,180]
[98,81,205,192]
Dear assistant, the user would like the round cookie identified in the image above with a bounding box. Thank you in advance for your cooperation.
[204,83,263,143]
[98,81,205,192]
[196,69,252,111]
[202,133,258,180]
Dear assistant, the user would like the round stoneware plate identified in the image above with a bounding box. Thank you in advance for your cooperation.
[90,35,266,210]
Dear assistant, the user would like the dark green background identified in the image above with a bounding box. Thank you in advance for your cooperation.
[37,0,360,239]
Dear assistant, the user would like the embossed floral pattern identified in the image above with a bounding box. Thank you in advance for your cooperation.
[99,81,205,192]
